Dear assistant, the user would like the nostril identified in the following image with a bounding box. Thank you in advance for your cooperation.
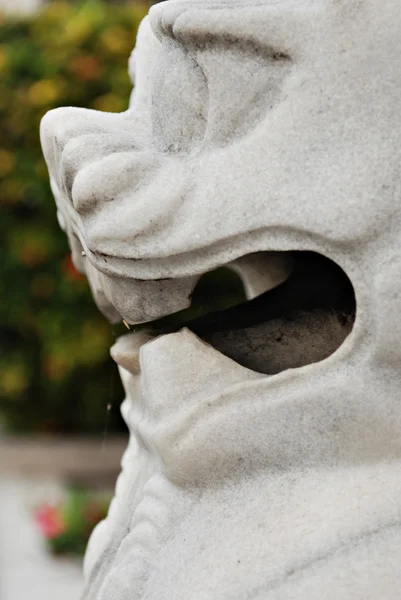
[71,150,163,213]
[60,133,140,201]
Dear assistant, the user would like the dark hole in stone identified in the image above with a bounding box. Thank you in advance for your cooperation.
[187,251,356,375]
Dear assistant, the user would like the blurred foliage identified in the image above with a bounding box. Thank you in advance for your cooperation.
[0,0,148,433]
[34,487,112,555]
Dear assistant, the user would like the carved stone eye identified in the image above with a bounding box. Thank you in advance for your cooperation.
[149,1,295,152]
[197,40,291,147]
[151,37,292,153]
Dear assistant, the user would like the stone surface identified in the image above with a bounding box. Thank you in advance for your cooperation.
[41,1,401,598]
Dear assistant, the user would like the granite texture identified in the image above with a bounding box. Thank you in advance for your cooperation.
[41,1,401,598]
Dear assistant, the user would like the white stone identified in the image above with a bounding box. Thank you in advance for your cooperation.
[41,1,401,598]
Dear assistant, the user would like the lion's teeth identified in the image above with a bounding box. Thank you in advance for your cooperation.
[110,331,153,375]
[228,251,294,300]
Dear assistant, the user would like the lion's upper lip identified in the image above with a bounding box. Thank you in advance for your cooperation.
[53,175,296,324]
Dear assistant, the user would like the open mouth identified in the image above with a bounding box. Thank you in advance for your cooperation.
[132,251,356,376]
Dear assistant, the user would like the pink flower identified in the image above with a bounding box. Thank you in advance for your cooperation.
[34,504,66,539]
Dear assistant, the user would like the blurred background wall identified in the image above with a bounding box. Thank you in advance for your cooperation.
[0,0,152,435]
